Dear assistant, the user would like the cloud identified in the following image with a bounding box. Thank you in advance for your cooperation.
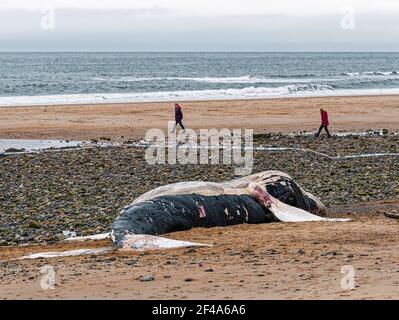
[1,0,399,15]
[0,8,398,51]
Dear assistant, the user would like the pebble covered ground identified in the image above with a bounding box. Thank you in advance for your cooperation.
[0,133,398,246]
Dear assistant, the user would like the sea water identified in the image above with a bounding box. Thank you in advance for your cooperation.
[0,52,398,106]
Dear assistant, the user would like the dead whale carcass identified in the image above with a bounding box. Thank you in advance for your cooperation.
[20,170,350,259]
[111,170,346,248]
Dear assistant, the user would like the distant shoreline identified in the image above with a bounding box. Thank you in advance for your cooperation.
[2,90,399,108]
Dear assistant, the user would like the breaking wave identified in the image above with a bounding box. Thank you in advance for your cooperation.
[2,85,399,107]
[92,75,337,84]
[341,71,399,76]
[92,72,399,86]
[287,84,334,92]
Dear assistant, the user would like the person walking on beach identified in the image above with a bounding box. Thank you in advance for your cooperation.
[172,103,185,132]
[316,108,331,138]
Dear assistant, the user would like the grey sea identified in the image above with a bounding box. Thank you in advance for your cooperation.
[0,52,398,106]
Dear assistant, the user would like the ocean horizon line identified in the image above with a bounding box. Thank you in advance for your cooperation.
[1,51,399,54]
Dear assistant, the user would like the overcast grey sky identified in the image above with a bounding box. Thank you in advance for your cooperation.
[1,0,399,51]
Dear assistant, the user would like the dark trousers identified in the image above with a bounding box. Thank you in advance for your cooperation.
[316,125,330,137]
[176,120,185,130]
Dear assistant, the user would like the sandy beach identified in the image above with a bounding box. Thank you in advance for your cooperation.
[1,95,399,140]
[0,94,398,300]
[0,128,398,299]
[1,200,398,299]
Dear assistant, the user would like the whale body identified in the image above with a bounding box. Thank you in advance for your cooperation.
[111,170,341,248]
[20,171,350,259]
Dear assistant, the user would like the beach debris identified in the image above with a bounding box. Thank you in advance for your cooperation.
[297,249,306,255]
[140,275,155,282]
[384,210,399,219]
[62,230,77,238]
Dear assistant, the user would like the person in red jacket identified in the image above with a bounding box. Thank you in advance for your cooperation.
[316,108,331,138]
[172,103,185,132]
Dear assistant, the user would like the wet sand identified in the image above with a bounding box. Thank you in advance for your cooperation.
[0,200,398,299]
[1,95,399,140]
